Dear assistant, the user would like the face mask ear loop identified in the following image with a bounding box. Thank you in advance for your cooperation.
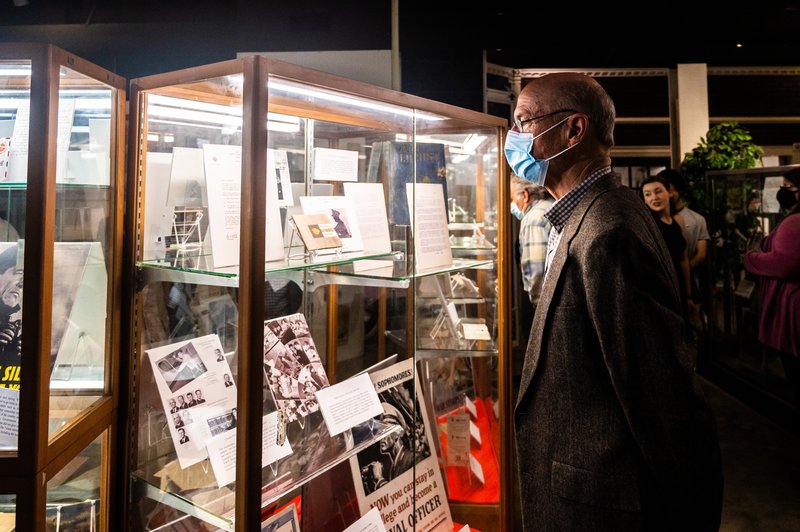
[533,116,572,161]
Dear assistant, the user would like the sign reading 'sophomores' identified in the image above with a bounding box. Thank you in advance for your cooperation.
[349,358,452,531]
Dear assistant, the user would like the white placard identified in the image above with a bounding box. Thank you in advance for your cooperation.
[0,387,20,449]
[55,99,76,183]
[88,118,111,185]
[461,322,491,341]
[142,152,174,260]
[315,373,383,436]
[343,508,387,532]
[762,176,783,213]
[406,182,453,272]
[299,195,364,253]
[313,147,359,182]
[268,148,294,207]
[343,182,392,254]
[147,334,238,469]
[447,411,470,466]
[446,302,460,329]
[469,453,485,485]
[7,100,29,182]
[206,412,293,488]
[469,419,482,446]
[203,144,284,267]
[464,395,477,419]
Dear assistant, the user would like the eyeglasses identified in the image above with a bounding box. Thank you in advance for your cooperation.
[513,109,577,132]
[780,184,799,191]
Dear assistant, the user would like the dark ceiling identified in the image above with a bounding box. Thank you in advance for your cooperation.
[3,1,800,112]
[4,2,800,69]
[406,2,800,68]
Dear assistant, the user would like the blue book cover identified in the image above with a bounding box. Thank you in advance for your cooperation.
[370,141,448,227]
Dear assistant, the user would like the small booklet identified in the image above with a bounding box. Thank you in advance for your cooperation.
[290,213,342,251]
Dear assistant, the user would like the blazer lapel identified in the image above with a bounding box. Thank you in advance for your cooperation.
[515,174,619,407]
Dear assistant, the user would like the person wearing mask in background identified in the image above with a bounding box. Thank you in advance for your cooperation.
[511,174,554,308]
[658,168,711,333]
[505,72,722,531]
[744,169,800,418]
[641,175,692,329]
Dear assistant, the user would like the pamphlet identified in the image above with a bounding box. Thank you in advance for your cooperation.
[290,213,342,252]
[147,334,238,469]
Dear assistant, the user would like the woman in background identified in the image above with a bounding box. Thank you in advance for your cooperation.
[641,175,692,324]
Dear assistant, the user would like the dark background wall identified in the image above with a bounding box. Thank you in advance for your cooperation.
[3,1,800,113]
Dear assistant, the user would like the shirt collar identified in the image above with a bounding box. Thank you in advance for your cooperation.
[544,166,612,230]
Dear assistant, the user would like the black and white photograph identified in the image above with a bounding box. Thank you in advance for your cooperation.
[207,407,237,436]
[355,380,430,495]
[263,313,329,423]
[329,207,352,239]
[154,342,208,393]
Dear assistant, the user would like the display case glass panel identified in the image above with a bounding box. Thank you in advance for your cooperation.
[705,166,797,408]
[48,66,118,436]
[45,432,104,530]
[128,56,508,531]
[0,59,29,454]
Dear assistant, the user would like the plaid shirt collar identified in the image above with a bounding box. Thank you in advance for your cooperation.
[544,166,612,231]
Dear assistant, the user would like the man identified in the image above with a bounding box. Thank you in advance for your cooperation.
[378,403,415,481]
[194,389,205,404]
[506,73,722,530]
[177,427,189,444]
[510,174,554,306]
[184,391,197,408]
[657,168,711,331]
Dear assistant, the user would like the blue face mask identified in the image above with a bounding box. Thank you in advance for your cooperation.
[510,201,525,221]
[504,116,574,186]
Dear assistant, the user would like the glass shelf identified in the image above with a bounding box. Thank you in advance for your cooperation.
[131,416,400,531]
[136,250,402,287]
[309,257,495,289]
[386,330,498,357]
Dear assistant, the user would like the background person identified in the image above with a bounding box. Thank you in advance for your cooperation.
[505,72,722,531]
[658,168,711,332]
[510,174,554,307]
[641,175,692,328]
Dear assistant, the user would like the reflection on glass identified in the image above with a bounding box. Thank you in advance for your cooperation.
[49,66,116,436]
[46,433,103,531]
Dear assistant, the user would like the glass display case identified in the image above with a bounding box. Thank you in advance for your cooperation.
[703,165,799,424]
[0,43,125,531]
[124,56,511,530]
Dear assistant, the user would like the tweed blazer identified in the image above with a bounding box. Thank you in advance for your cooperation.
[514,173,722,531]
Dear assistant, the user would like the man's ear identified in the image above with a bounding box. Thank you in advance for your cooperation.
[566,113,588,143]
